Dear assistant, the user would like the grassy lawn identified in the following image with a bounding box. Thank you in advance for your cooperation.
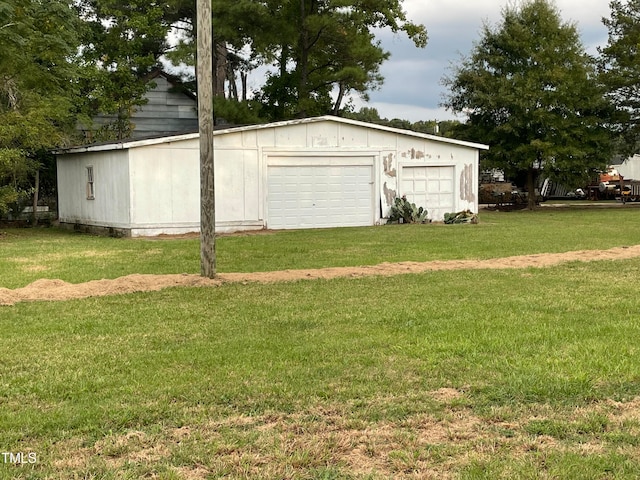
[3,207,640,288]
[2,208,640,478]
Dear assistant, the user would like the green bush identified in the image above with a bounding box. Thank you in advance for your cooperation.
[444,210,478,224]
[387,195,428,224]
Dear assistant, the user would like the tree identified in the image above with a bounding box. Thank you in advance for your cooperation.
[255,0,426,119]
[163,0,426,122]
[162,0,267,122]
[345,106,384,123]
[600,0,640,155]
[0,0,81,215]
[345,107,461,136]
[76,0,187,139]
[443,0,613,209]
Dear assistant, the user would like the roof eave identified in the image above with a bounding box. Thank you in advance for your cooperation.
[56,132,200,155]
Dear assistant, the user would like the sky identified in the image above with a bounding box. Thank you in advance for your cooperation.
[341,0,614,123]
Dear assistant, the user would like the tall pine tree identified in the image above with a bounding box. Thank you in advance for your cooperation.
[164,0,427,121]
[255,0,426,119]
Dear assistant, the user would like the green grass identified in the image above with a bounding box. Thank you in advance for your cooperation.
[3,207,640,288]
[2,208,640,478]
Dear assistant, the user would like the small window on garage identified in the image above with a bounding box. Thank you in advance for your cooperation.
[86,166,95,200]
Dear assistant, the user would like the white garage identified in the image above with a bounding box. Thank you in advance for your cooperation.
[56,116,488,236]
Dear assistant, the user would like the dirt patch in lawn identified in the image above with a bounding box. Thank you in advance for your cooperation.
[47,394,640,479]
[2,244,640,306]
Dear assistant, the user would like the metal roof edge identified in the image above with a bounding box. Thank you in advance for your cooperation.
[56,132,200,155]
[320,115,489,150]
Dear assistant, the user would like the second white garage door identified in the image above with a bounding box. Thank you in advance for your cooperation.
[401,165,455,222]
[267,159,374,229]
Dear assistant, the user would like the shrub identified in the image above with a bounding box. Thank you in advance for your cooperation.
[444,210,478,224]
[387,195,428,224]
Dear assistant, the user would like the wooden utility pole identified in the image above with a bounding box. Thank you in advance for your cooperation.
[197,0,215,278]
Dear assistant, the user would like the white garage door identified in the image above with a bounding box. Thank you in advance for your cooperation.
[267,160,374,229]
[401,166,455,221]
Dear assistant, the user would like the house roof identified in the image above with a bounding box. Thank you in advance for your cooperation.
[58,116,489,154]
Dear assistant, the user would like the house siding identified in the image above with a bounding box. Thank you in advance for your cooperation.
[132,75,198,136]
[90,74,198,140]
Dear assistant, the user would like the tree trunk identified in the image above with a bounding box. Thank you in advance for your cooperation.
[276,48,289,120]
[228,62,238,100]
[213,41,227,97]
[117,107,127,140]
[332,83,345,116]
[241,71,247,102]
[32,168,39,226]
[526,166,537,210]
[297,0,309,118]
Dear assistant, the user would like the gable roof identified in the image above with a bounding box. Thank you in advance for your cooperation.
[143,69,196,100]
[60,116,489,154]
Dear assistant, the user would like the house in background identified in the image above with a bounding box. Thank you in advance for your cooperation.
[613,154,640,181]
[56,116,488,237]
[82,70,198,142]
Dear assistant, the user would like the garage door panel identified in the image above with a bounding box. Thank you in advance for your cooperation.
[268,160,374,229]
[413,180,428,192]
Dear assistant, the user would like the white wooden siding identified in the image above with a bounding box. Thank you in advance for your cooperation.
[56,150,131,227]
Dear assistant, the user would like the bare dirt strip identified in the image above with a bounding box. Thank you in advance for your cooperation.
[2,244,640,306]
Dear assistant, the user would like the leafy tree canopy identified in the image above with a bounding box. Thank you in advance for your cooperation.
[443,0,613,208]
[253,0,427,119]
[346,107,461,136]
[163,0,426,122]
[600,0,640,155]
[0,0,81,214]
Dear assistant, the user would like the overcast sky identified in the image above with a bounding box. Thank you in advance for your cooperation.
[345,0,613,122]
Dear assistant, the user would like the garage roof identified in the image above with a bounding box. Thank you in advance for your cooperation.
[60,115,489,154]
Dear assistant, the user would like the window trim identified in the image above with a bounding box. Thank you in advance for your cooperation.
[86,165,95,200]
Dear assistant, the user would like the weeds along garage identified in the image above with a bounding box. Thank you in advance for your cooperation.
[56,116,488,237]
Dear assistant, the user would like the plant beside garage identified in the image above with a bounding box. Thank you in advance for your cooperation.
[444,210,478,224]
[387,195,428,224]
